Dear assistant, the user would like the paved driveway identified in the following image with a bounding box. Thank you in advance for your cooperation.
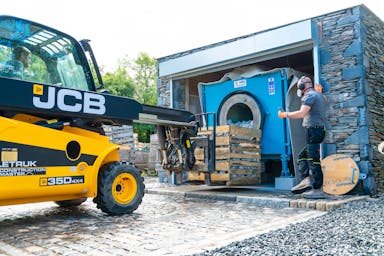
[0,191,325,256]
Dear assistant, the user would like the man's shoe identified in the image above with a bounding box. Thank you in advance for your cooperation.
[291,177,312,194]
[302,189,327,199]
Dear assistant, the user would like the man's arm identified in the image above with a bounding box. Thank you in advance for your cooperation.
[278,105,311,119]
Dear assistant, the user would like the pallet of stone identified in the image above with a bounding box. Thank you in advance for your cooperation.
[103,124,134,146]
[190,125,261,186]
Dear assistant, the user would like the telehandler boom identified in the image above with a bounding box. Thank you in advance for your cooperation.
[0,16,198,215]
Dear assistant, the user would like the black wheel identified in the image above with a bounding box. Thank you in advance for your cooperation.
[93,163,145,215]
[54,198,87,207]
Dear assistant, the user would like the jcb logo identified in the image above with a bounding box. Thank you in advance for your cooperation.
[32,84,106,115]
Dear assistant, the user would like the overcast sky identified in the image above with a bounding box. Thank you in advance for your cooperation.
[1,0,383,71]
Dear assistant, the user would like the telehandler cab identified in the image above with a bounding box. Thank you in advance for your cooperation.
[0,16,198,215]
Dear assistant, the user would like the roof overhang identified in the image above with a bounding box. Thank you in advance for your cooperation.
[158,19,313,78]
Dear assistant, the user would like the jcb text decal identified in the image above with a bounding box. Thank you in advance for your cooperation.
[33,85,106,115]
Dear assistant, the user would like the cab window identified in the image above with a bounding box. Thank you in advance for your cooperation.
[0,17,93,91]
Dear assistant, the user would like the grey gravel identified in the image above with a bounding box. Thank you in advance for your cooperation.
[193,194,384,256]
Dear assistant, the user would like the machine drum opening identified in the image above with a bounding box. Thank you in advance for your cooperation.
[227,103,253,124]
[219,93,263,129]
[66,141,81,160]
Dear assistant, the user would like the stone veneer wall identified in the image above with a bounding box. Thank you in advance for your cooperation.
[361,7,384,192]
[316,5,383,193]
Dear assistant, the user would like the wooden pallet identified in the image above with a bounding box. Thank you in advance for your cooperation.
[190,125,262,185]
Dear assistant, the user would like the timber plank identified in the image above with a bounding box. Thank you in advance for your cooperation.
[228,176,261,186]
[216,161,261,171]
[216,153,260,160]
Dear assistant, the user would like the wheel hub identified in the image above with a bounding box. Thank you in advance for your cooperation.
[112,173,138,204]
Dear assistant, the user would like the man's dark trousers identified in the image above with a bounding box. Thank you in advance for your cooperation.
[297,127,325,189]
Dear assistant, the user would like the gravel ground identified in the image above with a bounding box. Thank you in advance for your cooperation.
[193,194,384,256]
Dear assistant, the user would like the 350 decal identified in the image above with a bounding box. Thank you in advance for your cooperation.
[40,176,84,186]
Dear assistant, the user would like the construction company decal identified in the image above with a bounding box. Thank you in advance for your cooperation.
[0,166,46,177]
[40,176,84,186]
[0,148,46,176]
[32,84,106,115]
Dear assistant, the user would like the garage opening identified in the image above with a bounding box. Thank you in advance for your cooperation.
[172,49,314,185]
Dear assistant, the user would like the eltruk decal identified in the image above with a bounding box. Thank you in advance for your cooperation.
[0,148,46,176]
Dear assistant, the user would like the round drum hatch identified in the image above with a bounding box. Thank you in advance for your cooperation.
[218,93,263,129]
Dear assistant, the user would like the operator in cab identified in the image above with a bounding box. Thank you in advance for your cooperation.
[3,46,32,79]
[7,46,32,79]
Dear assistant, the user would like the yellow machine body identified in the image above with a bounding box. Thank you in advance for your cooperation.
[0,15,190,214]
[0,115,119,206]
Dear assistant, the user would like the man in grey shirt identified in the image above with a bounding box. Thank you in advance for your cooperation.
[278,76,327,199]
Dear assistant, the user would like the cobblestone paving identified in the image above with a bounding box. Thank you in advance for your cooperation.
[0,193,325,256]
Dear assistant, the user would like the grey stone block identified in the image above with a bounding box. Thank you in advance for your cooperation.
[320,50,331,65]
[342,65,364,80]
[275,177,296,190]
[359,144,369,160]
[357,161,372,174]
[339,95,365,108]
[345,126,369,144]
[323,143,337,156]
[337,14,359,26]
[344,40,362,57]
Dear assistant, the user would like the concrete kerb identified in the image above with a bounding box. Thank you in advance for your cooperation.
[185,193,237,202]
[145,187,370,212]
[236,196,291,208]
[145,187,291,208]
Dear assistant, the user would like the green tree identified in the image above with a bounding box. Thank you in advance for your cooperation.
[130,52,158,105]
[101,53,158,143]
[134,123,155,143]
[102,57,135,97]
[0,45,10,62]
[130,53,158,142]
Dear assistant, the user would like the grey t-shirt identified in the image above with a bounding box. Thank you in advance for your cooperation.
[301,88,326,127]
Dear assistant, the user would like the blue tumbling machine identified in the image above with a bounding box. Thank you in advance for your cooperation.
[198,68,293,176]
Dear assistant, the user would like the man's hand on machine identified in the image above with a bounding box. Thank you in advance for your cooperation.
[278,109,288,118]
